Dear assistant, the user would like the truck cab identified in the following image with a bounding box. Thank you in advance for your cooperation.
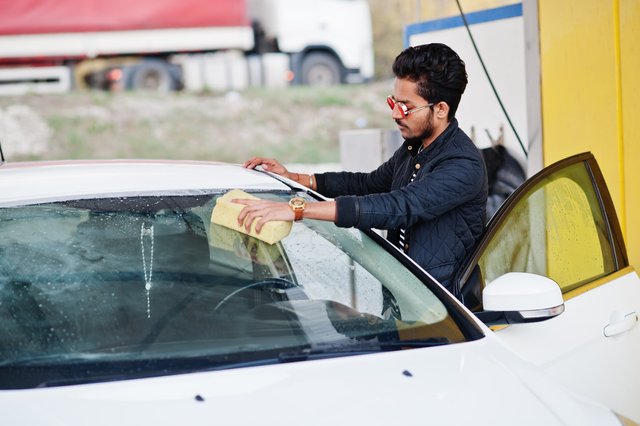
[249,0,374,85]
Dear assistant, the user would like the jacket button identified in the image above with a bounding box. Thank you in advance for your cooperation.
[404,243,409,251]
[408,145,413,151]
[415,163,421,170]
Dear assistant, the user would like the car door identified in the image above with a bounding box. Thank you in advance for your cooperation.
[454,152,640,422]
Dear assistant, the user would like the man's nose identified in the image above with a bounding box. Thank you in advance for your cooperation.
[390,107,404,120]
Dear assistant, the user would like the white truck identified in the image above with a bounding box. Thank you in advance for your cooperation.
[0,0,374,94]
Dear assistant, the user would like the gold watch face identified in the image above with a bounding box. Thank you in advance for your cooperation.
[289,197,306,209]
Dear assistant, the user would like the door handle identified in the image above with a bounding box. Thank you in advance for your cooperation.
[604,311,638,337]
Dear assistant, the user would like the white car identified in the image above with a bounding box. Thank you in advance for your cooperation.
[0,154,637,425]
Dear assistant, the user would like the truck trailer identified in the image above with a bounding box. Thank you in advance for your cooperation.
[0,0,374,94]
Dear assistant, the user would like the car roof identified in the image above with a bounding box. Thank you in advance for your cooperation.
[0,160,293,205]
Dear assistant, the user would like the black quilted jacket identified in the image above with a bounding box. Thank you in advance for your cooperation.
[315,119,487,290]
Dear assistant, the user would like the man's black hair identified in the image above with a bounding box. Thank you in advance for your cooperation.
[392,43,468,120]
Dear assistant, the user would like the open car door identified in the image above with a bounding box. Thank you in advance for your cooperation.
[454,152,640,422]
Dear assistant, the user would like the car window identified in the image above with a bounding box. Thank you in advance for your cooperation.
[458,157,619,309]
[0,191,472,389]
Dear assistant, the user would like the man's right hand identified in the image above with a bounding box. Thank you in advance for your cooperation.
[243,157,290,178]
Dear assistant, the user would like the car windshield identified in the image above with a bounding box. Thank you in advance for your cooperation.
[0,190,471,389]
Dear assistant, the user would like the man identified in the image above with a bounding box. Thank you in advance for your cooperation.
[237,43,487,291]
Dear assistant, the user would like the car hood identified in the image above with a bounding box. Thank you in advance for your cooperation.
[1,338,616,425]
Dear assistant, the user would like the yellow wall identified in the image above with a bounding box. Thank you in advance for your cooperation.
[620,1,640,270]
[538,0,640,269]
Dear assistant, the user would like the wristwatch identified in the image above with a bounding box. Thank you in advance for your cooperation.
[289,197,306,221]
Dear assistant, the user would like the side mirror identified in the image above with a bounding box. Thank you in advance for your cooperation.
[476,272,565,326]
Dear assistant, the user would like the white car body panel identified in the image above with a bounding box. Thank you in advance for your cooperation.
[0,161,291,206]
[495,270,640,421]
[1,338,619,426]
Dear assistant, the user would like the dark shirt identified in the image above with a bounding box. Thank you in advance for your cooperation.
[315,119,488,290]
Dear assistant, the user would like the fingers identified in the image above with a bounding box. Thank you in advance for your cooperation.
[234,199,257,231]
[242,157,264,169]
[234,199,269,233]
[243,157,274,169]
[233,199,294,233]
[253,215,270,234]
[242,157,287,175]
[240,206,268,233]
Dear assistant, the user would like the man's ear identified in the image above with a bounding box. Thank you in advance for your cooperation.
[435,102,450,120]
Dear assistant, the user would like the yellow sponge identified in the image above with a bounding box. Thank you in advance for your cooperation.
[211,189,293,245]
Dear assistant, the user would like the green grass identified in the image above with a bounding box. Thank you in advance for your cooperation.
[1,82,392,164]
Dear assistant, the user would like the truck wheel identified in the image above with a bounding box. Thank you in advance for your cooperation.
[300,53,342,86]
[130,61,174,91]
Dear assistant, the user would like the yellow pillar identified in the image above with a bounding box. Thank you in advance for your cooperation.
[620,0,640,270]
[538,0,639,269]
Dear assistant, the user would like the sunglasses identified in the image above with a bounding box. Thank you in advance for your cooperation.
[387,96,434,117]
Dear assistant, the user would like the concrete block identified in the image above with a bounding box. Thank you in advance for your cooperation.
[0,66,71,96]
[174,54,205,92]
[262,53,290,88]
[339,129,403,172]
[225,50,249,91]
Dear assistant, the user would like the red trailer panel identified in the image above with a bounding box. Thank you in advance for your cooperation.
[0,0,249,35]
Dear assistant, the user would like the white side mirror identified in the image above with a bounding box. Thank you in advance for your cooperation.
[480,272,564,324]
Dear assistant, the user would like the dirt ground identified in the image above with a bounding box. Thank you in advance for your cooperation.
[0,82,394,167]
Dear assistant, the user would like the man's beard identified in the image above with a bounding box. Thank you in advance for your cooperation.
[398,113,435,146]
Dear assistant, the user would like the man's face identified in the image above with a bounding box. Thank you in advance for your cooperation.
[391,78,435,143]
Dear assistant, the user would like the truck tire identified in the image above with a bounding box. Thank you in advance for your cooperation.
[130,61,174,91]
[300,52,342,86]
